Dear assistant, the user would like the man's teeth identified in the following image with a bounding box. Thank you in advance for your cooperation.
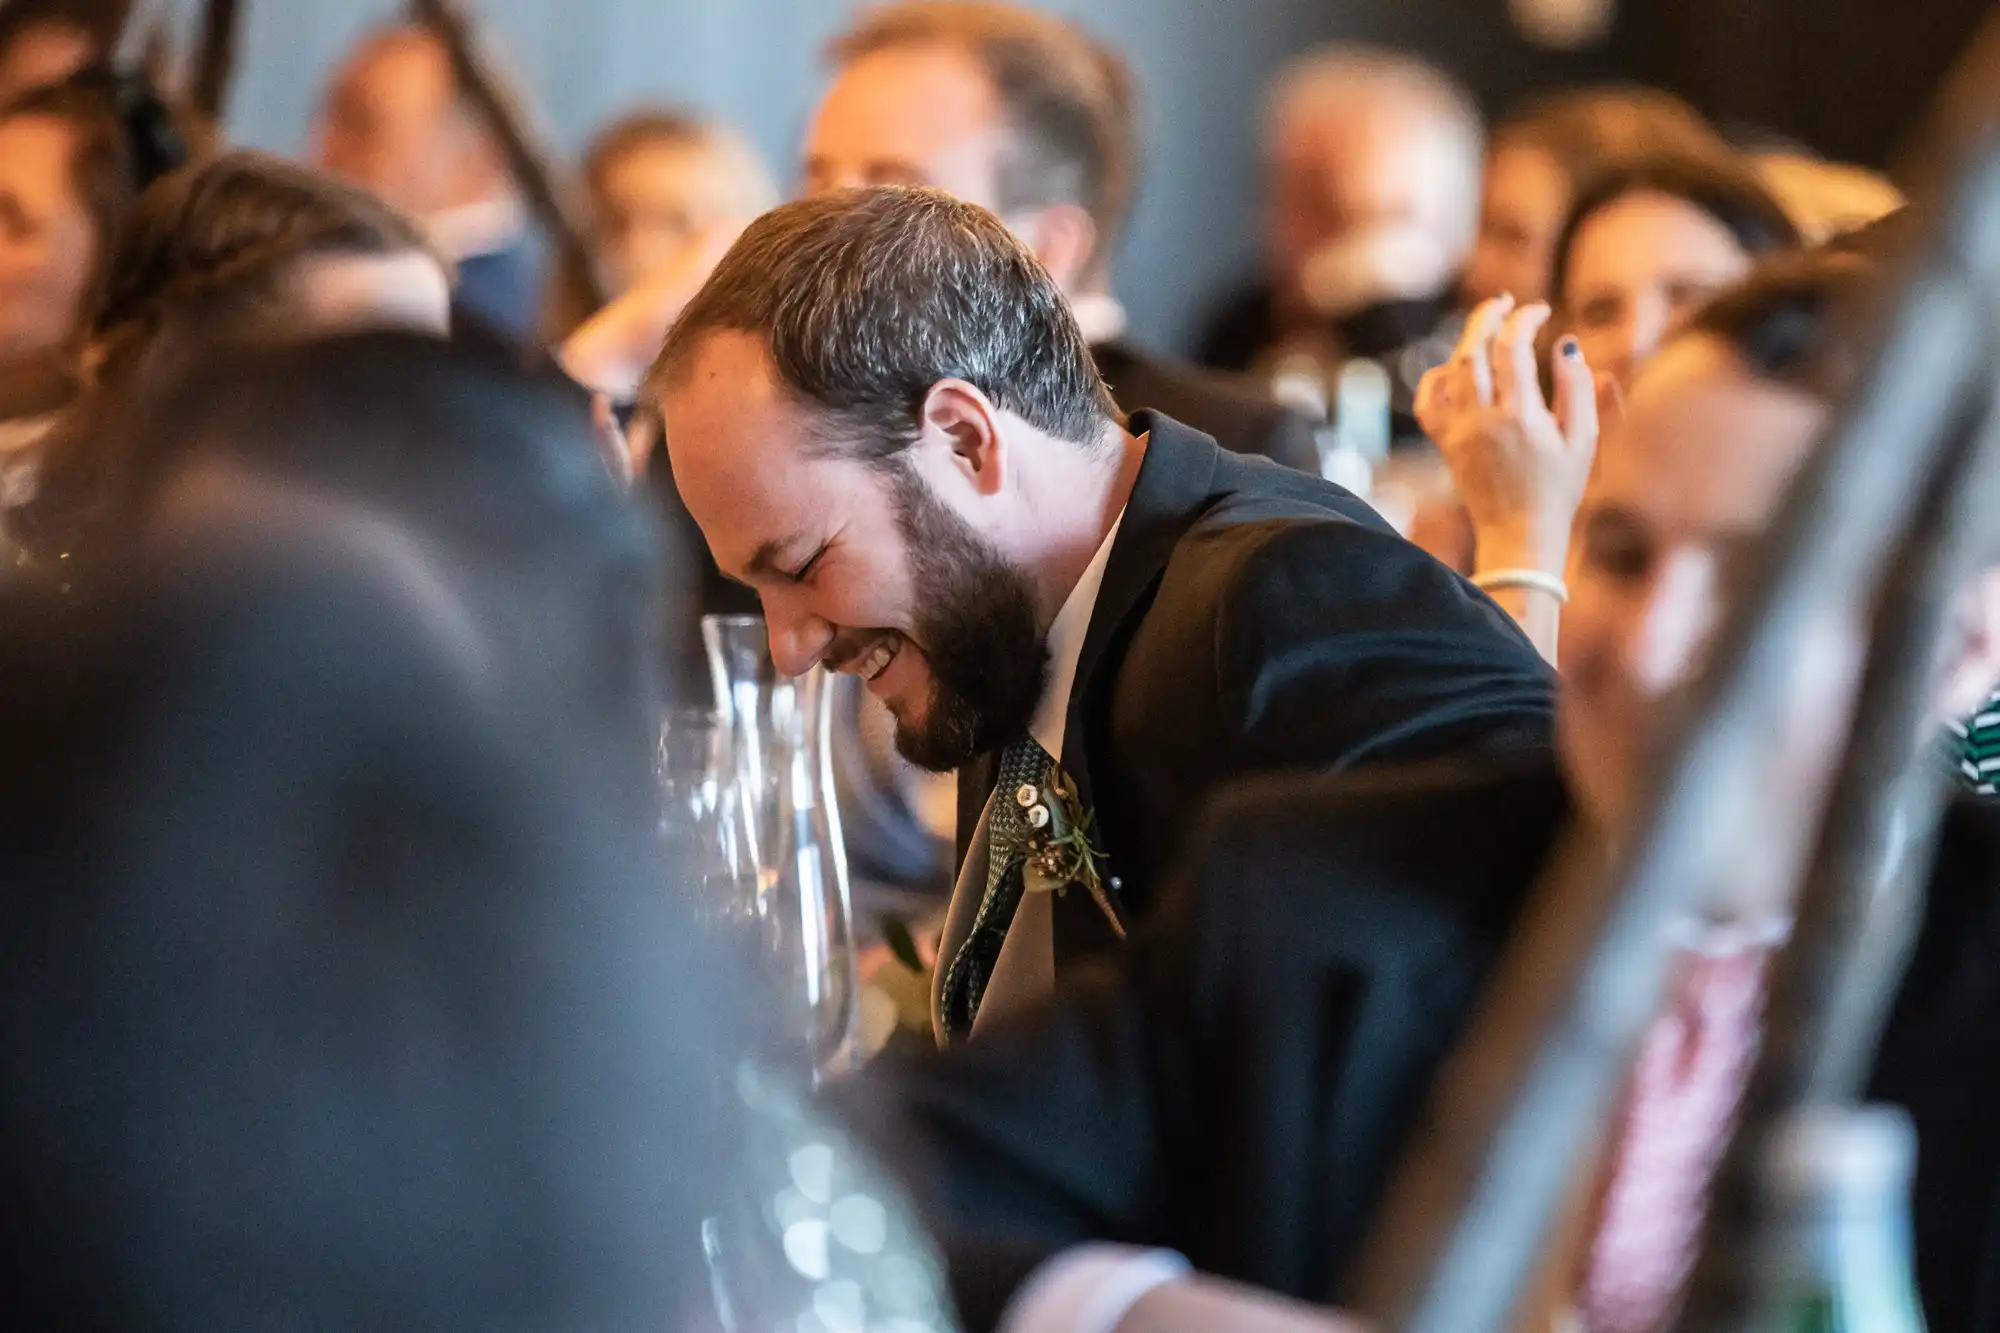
[857,640,896,682]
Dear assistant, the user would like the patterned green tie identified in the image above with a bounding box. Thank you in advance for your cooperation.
[938,736,1056,1042]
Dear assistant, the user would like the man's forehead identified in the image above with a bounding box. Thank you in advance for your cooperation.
[816,47,1002,152]
[342,33,451,103]
[660,349,875,579]
[660,335,814,498]
[662,329,781,405]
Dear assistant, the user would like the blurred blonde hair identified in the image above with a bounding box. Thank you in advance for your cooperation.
[1492,84,1724,180]
[1753,154,1904,246]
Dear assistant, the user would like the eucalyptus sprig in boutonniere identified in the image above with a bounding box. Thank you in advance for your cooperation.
[1018,768,1124,938]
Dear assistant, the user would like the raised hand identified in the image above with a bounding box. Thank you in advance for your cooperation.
[1415,294,1602,575]
[558,223,741,401]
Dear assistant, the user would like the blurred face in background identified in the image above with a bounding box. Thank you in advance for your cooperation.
[0,112,96,365]
[592,133,773,297]
[0,19,94,105]
[314,32,489,221]
[1263,89,1473,317]
[802,42,1103,295]
[1463,139,1570,306]
[1559,332,1833,832]
[1558,190,1755,388]
[804,45,1006,210]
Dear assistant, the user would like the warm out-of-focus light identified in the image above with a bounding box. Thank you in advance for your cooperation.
[1511,0,1615,50]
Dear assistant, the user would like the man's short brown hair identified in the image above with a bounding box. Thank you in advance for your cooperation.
[829,2,1133,250]
[647,186,1117,463]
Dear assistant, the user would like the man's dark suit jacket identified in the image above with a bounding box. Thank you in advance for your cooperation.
[866,755,2000,1333]
[1091,340,1319,473]
[452,240,541,346]
[950,411,1555,966]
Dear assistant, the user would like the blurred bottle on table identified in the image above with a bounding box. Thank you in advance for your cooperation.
[1748,1105,1927,1333]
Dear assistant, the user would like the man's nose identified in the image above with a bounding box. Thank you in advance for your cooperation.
[761,593,835,678]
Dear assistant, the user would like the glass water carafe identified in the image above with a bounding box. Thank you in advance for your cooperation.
[702,614,860,1080]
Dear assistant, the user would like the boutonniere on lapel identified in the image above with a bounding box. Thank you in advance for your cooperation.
[1016,768,1124,938]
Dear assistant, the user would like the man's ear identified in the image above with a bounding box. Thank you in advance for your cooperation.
[913,379,1006,498]
[1008,202,1099,294]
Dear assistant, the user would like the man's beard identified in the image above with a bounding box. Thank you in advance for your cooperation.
[886,465,1048,772]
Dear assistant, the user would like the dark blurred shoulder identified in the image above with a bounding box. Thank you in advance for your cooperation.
[1170,752,1570,930]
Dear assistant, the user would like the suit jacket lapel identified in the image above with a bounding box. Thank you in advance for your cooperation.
[1051,415,1224,964]
[1059,411,1223,815]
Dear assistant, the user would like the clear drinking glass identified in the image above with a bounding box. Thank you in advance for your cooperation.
[702,615,861,1080]
[657,708,754,921]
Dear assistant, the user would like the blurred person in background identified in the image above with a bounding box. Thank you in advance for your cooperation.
[0,0,124,104]
[1461,85,1725,309]
[562,2,1315,471]
[1546,152,1800,391]
[313,23,537,344]
[848,253,2000,1333]
[11,150,450,565]
[0,64,185,506]
[1196,46,1481,446]
[1413,155,1799,660]
[0,330,959,1333]
[1392,85,1721,577]
[1405,148,1792,588]
[543,108,775,342]
[800,0,1316,472]
[544,109,776,709]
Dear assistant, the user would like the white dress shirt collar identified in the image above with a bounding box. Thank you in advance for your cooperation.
[1029,509,1124,760]
[422,198,526,265]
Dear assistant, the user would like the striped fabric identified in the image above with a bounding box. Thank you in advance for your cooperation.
[1948,686,2000,796]
[1581,936,1773,1333]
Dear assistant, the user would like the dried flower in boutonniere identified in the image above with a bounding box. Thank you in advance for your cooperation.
[1019,768,1124,938]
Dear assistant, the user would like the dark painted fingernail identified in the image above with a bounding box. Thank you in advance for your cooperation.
[1560,338,1581,360]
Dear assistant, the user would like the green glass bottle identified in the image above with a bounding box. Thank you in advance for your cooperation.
[1752,1105,1927,1333]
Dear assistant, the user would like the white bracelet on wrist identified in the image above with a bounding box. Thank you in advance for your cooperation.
[1473,568,1569,604]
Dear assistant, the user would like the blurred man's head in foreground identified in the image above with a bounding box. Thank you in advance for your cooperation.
[0,331,736,1333]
